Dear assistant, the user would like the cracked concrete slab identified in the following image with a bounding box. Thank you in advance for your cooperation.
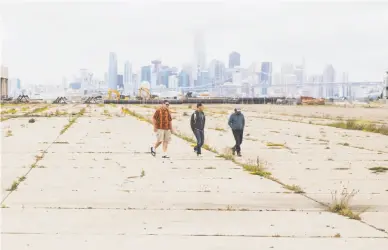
[1,104,388,249]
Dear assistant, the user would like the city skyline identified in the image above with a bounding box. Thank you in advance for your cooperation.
[1,1,387,85]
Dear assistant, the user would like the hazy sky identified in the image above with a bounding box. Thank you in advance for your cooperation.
[0,0,387,85]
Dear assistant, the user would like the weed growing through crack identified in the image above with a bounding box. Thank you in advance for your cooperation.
[329,188,361,220]
[60,109,85,135]
[284,184,305,194]
[242,158,272,177]
[212,127,226,132]
[31,106,49,114]
[266,142,286,147]
[1,108,17,114]
[338,142,350,146]
[141,169,145,177]
[5,129,13,137]
[6,176,27,192]
[368,166,388,174]
[1,204,9,208]
[204,166,216,169]
[218,147,235,160]
[333,233,341,238]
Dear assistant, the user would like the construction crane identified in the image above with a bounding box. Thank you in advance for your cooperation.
[107,89,121,100]
[138,86,151,100]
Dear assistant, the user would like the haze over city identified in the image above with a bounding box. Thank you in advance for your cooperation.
[1,0,387,86]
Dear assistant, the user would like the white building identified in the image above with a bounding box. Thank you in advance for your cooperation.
[108,52,118,90]
[123,61,132,95]
[208,59,225,84]
[168,75,179,90]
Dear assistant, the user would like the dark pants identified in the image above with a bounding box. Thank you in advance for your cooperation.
[232,129,243,153]
[193,129,204,154]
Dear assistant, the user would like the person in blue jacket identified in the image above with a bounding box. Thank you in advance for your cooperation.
[228,107,245,157]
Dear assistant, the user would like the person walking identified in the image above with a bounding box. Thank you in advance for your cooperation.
[151,100,173,158]
[191,103,205,156]
[228,107,245,157]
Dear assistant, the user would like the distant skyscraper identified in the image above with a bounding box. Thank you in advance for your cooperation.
[260,62,272,86]
[281,63,294,85]
[179,71,190,87]
[323,64,336,83]
[141,66,151,83]
[151,60,162,88]
[294,65,304,84]
[229,52,240,68]
[197,71,210,87]
[193,31,206,80]
[160,68,172,87]
[108,52,118,90]
[209,59,225,85]
[323,64,336,98]
[168,75,179,89]
[123,61,132,94]
[117,75,124,89]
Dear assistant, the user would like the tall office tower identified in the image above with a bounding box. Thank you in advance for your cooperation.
[117,74,124,89]
[132,73,139,96]
[108,52,118,90]
[228,52,241,68]
[323,64,336,98]
[209,59,226,85]
[141,66,151,83]
[182,63,194,87]
[341,72,349,83]
[260,62,272,85]
[323,64,336,83]
[123,61,132,94]
[151,60,162,88]
[280,63,294,85]
[168,75,179,89]
[294,65,304,84]
[193,31,206,80]
[178,71,190,88]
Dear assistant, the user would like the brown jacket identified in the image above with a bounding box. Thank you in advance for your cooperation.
[153,107,172,130]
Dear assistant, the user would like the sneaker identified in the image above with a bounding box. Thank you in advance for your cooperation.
[237,152,242,157]
[232,147,236,155]
[151,147,156,157]
[162,155,170,159]
[194,146,197,152]
[197,153,202,157]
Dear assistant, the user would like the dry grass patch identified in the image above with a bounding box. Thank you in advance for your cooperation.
[217,147,235,160]
[284,184,305,194]
[31,106,49,114]
[328,119,388,136]
[6,176,27,191]
[369,166,388,174]
[329,188,362,220]
[242,158,272,177]
[1,108,17,114]
[5,129,13,137]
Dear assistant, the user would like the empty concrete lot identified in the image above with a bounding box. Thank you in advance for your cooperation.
[1,103,388,249]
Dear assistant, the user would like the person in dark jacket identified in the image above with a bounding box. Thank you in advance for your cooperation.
[191,103,205,156]
[228,107,245,157]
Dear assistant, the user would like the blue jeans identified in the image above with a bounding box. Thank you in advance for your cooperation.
[193,129,204,154]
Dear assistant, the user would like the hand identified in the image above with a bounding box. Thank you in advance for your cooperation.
[170,128,175,134]
[153,127,157,133]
